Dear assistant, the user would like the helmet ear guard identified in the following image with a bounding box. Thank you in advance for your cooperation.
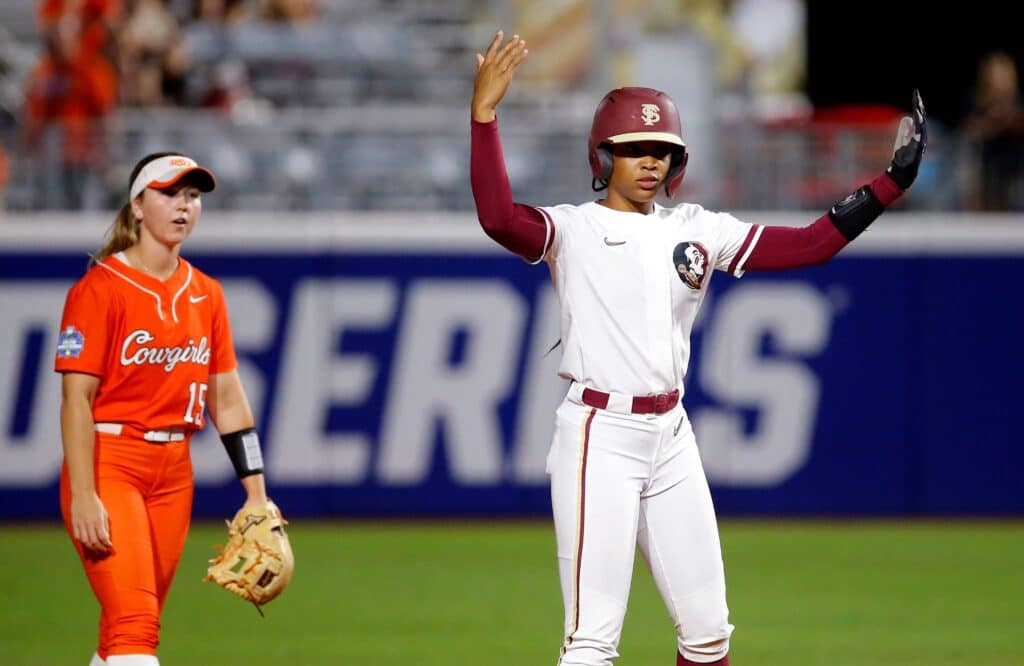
[665,148,688,197]
[590,144,613,191]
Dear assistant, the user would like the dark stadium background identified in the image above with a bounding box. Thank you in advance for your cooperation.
[807,1,1020,128]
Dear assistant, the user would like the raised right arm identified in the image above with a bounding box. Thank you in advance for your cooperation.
[470,118,549,261]
[469,31,549,263]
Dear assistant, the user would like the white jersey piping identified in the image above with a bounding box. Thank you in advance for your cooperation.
[98,260,165,321]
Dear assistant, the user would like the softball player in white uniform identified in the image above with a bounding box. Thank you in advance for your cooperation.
[542,199,753,665]
[469,33,927,665]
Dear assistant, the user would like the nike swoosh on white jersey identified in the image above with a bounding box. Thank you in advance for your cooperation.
[189,294,209,303]
[604,237,626,246]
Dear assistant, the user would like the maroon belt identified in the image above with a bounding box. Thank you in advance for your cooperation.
[580,387,680,415]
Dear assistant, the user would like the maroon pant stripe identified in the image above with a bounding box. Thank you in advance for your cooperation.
[568,407,597,644]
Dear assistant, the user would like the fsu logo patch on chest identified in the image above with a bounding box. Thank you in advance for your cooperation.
[673,242,708,290]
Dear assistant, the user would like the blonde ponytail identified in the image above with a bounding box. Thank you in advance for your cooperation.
[90,201,140,266]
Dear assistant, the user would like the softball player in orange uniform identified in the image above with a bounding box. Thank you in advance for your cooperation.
[56,152,272,666]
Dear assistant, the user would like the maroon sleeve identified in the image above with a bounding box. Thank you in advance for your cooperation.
[745,172,903,271]
[470,118,550,262]
[869,171,903,206]
[744,215,847,271]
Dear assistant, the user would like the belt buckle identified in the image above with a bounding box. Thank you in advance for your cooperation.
[653,393,670,413]
[144,429,184,443]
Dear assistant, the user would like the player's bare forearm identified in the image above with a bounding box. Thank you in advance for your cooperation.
[207,369,255,434]
[211,376,269,507]
[60,372,111,552]
[472,31,528,123]
[60,373,99,496]
[240,473,268,505]
[209,369,269,489]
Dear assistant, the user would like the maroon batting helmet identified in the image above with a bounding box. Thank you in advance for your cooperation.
[588,87,688,197]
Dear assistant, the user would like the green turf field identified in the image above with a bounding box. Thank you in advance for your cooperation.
[2,520,1022,665]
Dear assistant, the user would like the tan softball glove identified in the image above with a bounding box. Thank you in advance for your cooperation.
[204,499,294,610]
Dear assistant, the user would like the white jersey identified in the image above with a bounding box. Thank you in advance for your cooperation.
[538,200,762,397]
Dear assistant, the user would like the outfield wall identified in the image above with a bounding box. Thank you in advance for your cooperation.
[1,212,1021,518]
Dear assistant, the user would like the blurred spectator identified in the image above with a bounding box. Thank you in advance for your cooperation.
[120,0,189,106]
[498,1,592,87]
[672,0,746,91]
[187,0,256,110]
[38,0,122,61]
[24,14,118,209]
[201,59,253,112]
[961,51,1024,211]
[262,0,318,25]
[674,0,809,121]
[725,0,808,119]
[191,0,250,25]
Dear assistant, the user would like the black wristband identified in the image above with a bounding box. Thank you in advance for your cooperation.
[827,185,885,241]
[220,428,265,478]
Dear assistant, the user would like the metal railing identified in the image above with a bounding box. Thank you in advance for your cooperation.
[0,104,989,214]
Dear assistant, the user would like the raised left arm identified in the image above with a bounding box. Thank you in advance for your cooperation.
[746,90,927,272]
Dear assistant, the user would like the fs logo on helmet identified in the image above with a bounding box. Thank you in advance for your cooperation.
[673,242,708,290]
[641,103,661,126]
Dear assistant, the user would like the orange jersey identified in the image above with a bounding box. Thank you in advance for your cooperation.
[54,254,237,431]
[38,0,123,55]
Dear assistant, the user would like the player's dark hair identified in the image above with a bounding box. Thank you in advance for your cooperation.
[90,151,182,266]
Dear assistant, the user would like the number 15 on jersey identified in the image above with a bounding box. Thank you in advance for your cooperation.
[184,381,208,426]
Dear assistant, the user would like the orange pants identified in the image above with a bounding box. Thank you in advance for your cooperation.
[60,432,193,659]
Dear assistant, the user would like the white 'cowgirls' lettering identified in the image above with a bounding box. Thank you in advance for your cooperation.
[120,329,211,372]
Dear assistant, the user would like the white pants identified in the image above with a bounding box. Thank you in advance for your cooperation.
[547,396,734,665]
